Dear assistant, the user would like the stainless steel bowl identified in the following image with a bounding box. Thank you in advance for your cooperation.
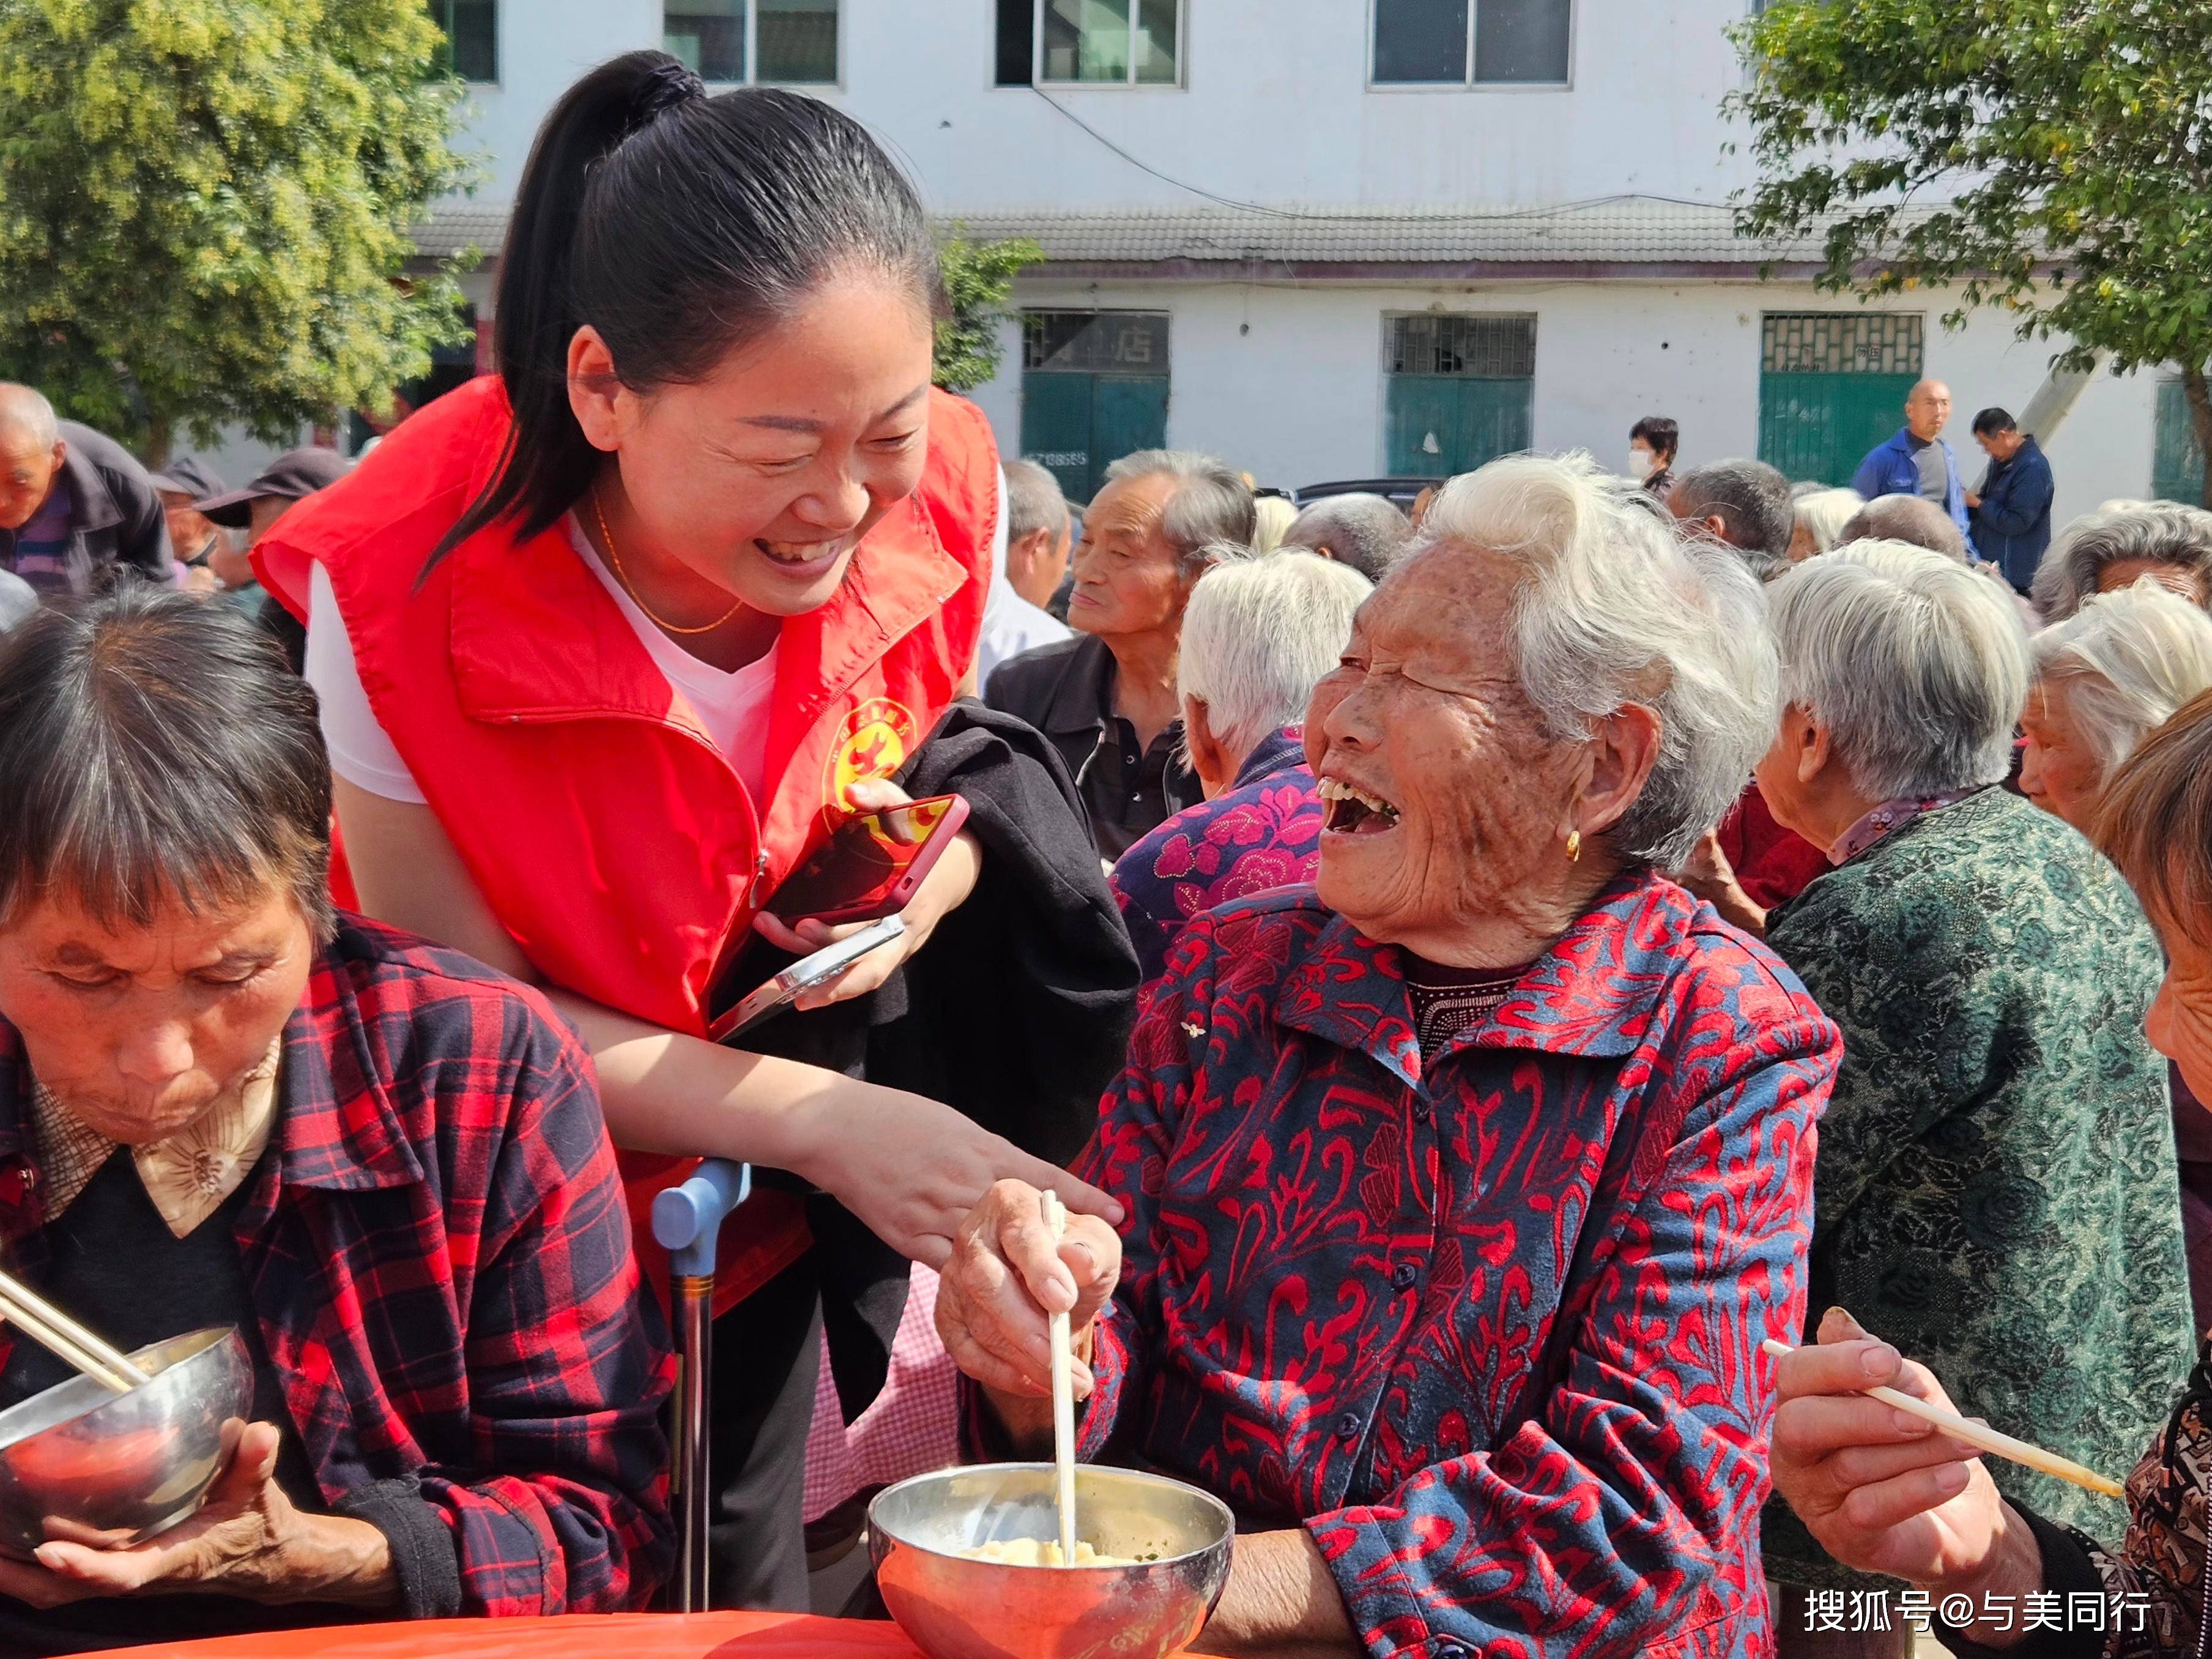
[869,1463,1234,1659]
[0,1327,253,1559]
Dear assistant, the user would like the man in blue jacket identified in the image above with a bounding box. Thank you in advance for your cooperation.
[1852,378,1975,555]
[1966,406,2056,594]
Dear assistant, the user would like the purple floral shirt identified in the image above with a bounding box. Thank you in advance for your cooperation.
[1108,727,1322,981]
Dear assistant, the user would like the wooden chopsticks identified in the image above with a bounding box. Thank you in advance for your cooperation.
[1761,1338,2122,1498]
[0,1266,150,1394]
[1040,1190,1079,1565]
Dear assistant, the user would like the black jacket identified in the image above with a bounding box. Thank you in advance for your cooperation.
[710,700,1141,1416]
[0,421,173,590]
[982,632,1203,858]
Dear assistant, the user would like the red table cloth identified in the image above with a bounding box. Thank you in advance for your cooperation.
[110,1612,929,1659]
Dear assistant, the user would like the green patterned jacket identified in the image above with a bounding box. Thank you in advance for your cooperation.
[1762,786,2193,1589]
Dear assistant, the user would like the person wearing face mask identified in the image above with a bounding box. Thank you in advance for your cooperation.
[1628,414,1679,497]
[251,52,1129,1611]
[1767,689,2212,1659]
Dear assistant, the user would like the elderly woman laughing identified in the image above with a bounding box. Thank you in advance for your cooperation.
[936,453,1842,1658]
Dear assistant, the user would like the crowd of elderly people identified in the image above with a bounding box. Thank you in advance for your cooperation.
[12,438,2212,1659]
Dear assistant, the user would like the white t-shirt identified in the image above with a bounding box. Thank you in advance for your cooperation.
[303,519,779,807]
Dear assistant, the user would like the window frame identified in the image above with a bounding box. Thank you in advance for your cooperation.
[1365,0,1576,92]
[1030,0,1187,91]
[432,0,500,86]
[663,0,844,91]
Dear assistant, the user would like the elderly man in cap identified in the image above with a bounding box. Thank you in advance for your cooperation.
[198,447,351,671]
[0,384,173,595]
[149,456,254,604]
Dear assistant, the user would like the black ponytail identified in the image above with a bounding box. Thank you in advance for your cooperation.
[425,50,938,574]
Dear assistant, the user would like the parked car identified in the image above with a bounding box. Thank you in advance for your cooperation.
[1292,477,1444,514]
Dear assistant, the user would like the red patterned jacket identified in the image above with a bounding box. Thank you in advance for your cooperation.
[0,918,675,1616]
[1066,874,1836,1658]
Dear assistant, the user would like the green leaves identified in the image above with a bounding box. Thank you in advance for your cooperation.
[933,232,1044,396]
[0,0,480,460]
[1731,0,2212,398]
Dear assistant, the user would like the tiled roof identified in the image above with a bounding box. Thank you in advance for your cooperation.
[414,195,1915,270]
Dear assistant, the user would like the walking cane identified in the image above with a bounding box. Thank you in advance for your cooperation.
[652,1157,752,1613]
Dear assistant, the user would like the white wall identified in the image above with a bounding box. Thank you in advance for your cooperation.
[450,0,1758,209]
[985,278,2159,526]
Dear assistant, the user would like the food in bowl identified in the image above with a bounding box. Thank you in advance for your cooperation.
[956,1537,1141,1568]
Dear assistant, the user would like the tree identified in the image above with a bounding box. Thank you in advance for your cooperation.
[933,231,1045,396]
[1730,1,2212,505]
[0,0,479,464]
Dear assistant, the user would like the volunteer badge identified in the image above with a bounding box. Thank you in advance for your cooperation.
[826,697,919,812]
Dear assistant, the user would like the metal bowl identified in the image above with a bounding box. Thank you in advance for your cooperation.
[869,1463,1234,1659]
[0,1327,253,1559]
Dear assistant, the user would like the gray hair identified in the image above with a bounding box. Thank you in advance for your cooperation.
[2030,503,2212,622]
[1280,492,1414,582]
[0,383,59,449]
[1673,458,1795,572]
[1768,539,2027,800]
[1003,458,1069,544]
[1838,494,1968,562]
[1792,488,1864,557]
[2029,580,2212,782]
[1251,495,1296,554]
[1179,552,1371,760]
[1420,451,1781,870]
[1102,448,1258,572]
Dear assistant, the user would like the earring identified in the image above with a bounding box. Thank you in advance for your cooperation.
[1565,829,1583,863]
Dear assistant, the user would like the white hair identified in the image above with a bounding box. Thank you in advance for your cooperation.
[2031,503,2212,622]
[1250,495,1296,554]
[1178,551,1370,761]
[1419,450,1781,869]
[1768,539,2027,800]
[2029,579,2212,781]
[1792,487,1864,557]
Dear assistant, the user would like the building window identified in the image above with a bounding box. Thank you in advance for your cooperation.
[1373,0,1571,86]
[997,1,1178,87]
[1020,311,1172,502]
[663,0,838,86]
[1382,314,1535,477]
[429,0,497,82]
[1756,312,1925,487]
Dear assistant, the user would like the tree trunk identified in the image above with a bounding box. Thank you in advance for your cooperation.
[141,416,173,473]
[2184,365,2212,510]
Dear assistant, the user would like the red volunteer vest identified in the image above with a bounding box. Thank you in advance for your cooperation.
[257,376,997,1311]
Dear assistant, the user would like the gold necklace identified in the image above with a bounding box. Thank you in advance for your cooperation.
[590,489,744,636]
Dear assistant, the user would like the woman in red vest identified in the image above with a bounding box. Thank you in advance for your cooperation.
[255,53,1119,1609]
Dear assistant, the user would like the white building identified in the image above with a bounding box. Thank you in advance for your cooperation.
[398,0,2202,521]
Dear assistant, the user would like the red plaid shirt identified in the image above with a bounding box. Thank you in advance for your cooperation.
[0,917,676,1616]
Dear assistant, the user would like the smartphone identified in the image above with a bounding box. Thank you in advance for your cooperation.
[707,915,907,1045]
[760,794,973,928]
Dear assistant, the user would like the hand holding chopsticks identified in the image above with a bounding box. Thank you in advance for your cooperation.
[0,1264,150,1394]
[1761,1337,2121,1498]
[1040,1190,1079,1565]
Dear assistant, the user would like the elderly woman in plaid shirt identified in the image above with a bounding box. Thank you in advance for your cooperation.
[0,587,673,1649]
[938,453,1842,1658]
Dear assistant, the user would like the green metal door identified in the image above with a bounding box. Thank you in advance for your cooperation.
[2154,379,2206,506]
[1757,314,1924,486]
[1020,311,1171,502]
[1385,315,1535,477]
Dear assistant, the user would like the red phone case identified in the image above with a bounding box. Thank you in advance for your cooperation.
[774,793,972,927]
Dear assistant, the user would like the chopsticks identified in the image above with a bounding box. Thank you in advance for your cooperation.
[0,1265,150,1394]
[1759,1338,2122,1498]
[1040,1190,1078,1565]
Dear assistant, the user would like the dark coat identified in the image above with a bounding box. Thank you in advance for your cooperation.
[711,700,1141,1416]
[1971,434,2056,593]
[0,421,173,590]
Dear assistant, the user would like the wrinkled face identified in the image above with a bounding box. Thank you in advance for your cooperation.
[1304,545,1586,946]
[1906,382,1952,442]
[0,885,312,1145]
[0,432,63,533]
[158,489,217,559]
[2148,906,2212,1107]
[588,274,935,618]
[2099,557,2211,608]
[1067,473,1192,642]
[2017,678,2109,834]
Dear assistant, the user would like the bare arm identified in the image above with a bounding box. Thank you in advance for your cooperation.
[1190,1531,1362,1659]
[333,779,1120,1266]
